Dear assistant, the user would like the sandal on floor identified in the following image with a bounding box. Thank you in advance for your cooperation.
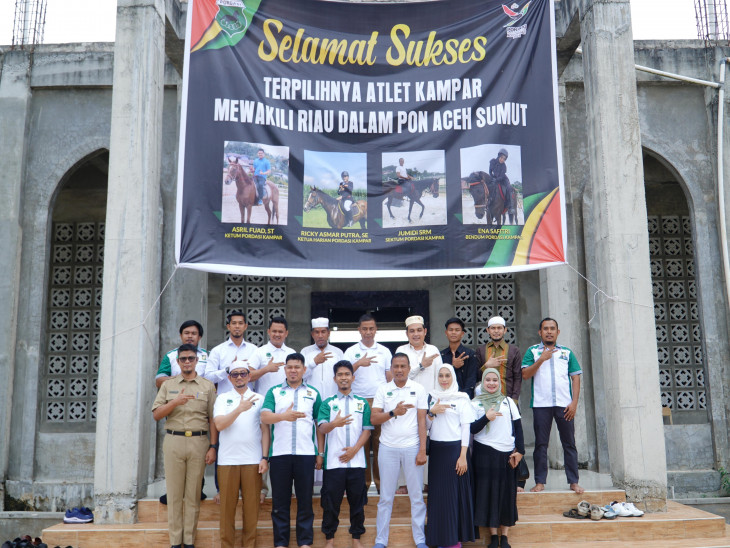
[563,508,589,519]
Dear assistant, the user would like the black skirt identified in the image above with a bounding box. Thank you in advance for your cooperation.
[425,440,475,546]
[472,441,518,528]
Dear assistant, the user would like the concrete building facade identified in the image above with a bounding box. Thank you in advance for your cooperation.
[0,0,728,519]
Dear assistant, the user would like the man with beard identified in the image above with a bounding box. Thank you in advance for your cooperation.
[302,317,344,400]
[214,364,269,548]
[476,316,522,400]
[522,318,584,494]
[205,311,257,396]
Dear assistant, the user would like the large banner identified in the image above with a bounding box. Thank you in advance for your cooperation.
[176,0,566,277]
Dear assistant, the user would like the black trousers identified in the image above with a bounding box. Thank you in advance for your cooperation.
[532,406,579,485]
[321,467,367,539]
[269,454,315,547]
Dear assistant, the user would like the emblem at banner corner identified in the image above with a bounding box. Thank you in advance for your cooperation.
[216,0,249,38]
[502,1,530,39]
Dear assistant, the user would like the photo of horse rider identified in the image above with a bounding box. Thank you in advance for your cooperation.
[489,149,512,214]
[338,171,355,227]
[302,151,368,230]
[395,158,414,195]
[221,142,289,225]
[381,150,447,228]
[460,144,524,226]
[253,148,271,205]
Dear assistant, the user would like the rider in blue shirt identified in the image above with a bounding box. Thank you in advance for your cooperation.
[252,148,271,206]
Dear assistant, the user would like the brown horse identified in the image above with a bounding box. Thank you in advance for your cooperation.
[304,186,367,229]
[225,157,279,224]
[382,177,440,223]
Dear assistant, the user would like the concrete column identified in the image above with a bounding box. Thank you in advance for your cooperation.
[579,0,667,510]
[0,50,32,510]
[93,0,166,523]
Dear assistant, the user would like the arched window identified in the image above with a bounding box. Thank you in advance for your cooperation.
[43,151,108,432]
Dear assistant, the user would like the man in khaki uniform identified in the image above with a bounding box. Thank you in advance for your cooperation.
[153,343,218,548]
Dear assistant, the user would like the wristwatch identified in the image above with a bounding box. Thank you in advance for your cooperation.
[389,410,395,418]
[318,452,325,457]
[427,411,435,418]
[209,443,219,450]
[261,456,269,461]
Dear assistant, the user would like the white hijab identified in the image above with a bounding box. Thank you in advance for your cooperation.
[430,364,470,402]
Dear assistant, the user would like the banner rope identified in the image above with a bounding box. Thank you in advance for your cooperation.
[564,262,654,325]
[100,265,180,344]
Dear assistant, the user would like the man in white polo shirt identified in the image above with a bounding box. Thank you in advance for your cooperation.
[302,317,344,400]
[213,364,269,548]
[370,353,428,548]
[397,315,442,393]
[343,313,392,493]
[205,311,257,395]
[249,316,295,397]
[522,317,584,495]
[261,353,323,548]
[317,360,372,548]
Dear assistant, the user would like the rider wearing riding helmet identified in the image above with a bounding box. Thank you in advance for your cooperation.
[488,148,512,213]
[338,171,355,227]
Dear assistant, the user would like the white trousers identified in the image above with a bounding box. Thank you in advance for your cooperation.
[375,443,426,546]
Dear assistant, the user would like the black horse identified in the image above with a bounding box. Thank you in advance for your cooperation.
[464,171,490,220]
[382,177,440,223]
[464,170,517,224]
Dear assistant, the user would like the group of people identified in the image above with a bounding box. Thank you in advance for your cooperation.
[152,311,583,548]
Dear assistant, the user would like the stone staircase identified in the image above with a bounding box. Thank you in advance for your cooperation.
[41,489,730,547]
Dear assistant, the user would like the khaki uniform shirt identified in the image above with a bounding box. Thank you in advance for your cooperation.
[152,374,217,431]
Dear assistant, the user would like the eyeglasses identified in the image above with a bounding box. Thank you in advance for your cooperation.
[229,371,249,378]
[178,356,197,363]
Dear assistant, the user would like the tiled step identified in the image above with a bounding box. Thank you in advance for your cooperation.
[42,497,730,548]
[512,524,730,548]
[136,489,628,522]
[510,501,726,543]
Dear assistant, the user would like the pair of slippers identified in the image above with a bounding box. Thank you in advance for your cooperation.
[563,500,617,521]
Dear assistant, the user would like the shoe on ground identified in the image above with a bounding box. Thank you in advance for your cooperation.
[63,507,93,524]
[590,504,605,521]
[501,537,511,548]
[372,544,386,548]
[577,500,591,516]
[79,507,94,520]
[610,501,633,517]
[602,504,618,519]
[159,494,167,505]
[623,501,645,516]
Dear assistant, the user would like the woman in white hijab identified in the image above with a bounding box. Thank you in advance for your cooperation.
[424,364,476,548]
